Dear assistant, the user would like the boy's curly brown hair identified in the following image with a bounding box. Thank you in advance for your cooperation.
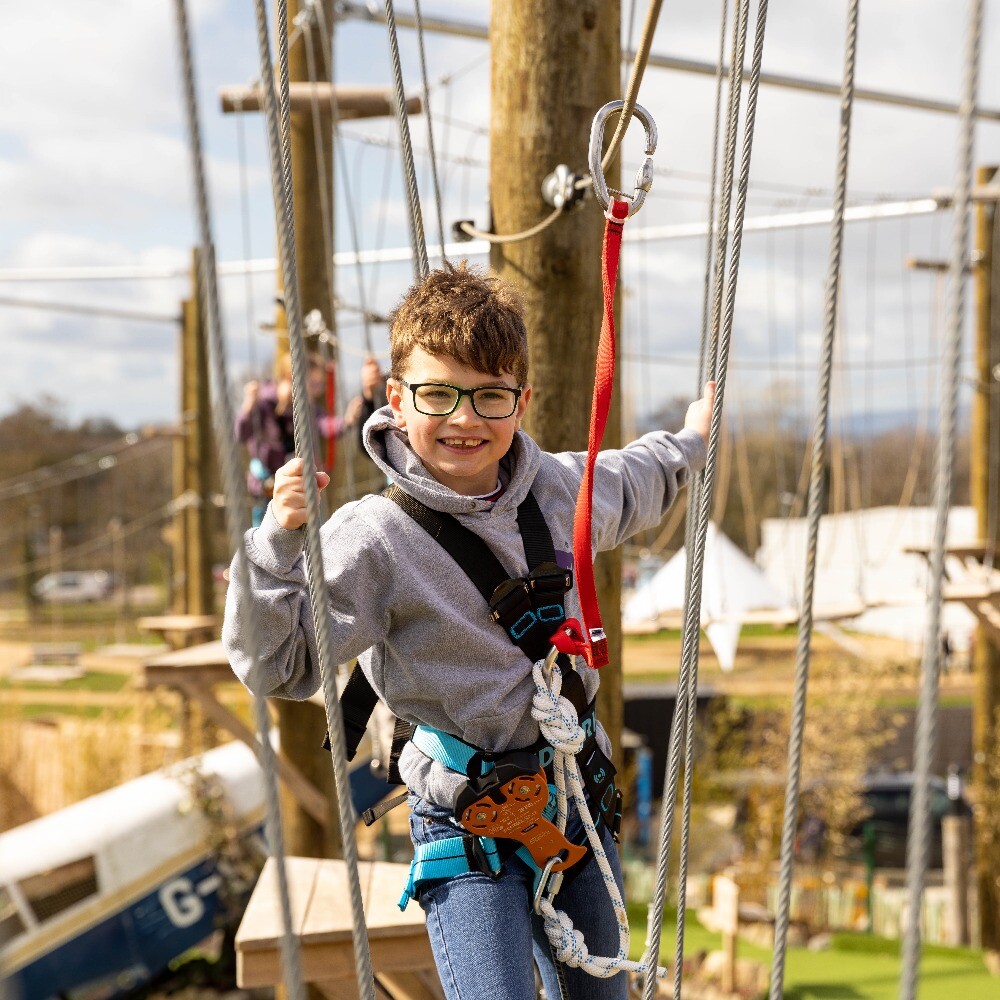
[389,262,529,383]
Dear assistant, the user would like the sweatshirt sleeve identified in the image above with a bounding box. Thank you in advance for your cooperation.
[222,501,394,699]
[553,429,706,553]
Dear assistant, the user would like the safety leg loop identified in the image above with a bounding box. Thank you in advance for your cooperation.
[530,659,666,981]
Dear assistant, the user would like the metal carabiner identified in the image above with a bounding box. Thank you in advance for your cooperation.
[588,99,658,219]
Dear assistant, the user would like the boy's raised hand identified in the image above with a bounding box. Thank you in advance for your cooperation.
[684,381,716,445]
[271,456,330,530]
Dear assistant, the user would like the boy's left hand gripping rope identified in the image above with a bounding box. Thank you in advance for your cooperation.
[556,101,657,670]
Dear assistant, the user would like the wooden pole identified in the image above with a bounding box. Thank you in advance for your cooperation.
[489,0,623,759]
[972,163,1000,957]
[942,814,971,946]
[220,82,420,117]
[273,0,343,865]
[185,249,215,628]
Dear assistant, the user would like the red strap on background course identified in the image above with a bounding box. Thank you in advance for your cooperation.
[325,361,336,472]
[562,198,629,669]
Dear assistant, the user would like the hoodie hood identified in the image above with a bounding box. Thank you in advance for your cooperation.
[362,404,542,516]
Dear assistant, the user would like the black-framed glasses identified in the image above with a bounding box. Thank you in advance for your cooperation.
[400,380,523,419]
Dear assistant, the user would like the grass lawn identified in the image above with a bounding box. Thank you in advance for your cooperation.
[0,670,130,693]
[628,906,996,999]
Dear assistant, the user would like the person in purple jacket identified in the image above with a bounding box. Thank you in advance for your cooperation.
[236,351,364,526]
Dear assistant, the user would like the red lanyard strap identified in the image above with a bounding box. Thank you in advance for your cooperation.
[564,197,630,669]
[548,101,657,668]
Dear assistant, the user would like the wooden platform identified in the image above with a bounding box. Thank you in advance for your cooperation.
[236,857,443,1000]
[137,613,218,649]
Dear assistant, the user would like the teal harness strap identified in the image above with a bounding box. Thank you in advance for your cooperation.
[399,834,501,910]
[410,725,491,777]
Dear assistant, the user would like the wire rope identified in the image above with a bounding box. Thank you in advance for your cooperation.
[384,0,429,280]
[312,0,375,356]
[250,1,377,996]
[769,0,859,991]
[671,0,744,987]
[412,0,447,262]
[643,4,771,998]
[899,1,983,995]
[171,5,305,998]
[0,435,168,503]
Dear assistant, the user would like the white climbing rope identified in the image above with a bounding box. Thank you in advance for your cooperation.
[530,656,666,982]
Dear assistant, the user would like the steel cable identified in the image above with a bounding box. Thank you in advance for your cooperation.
[642,3,770,997]
[384,0,429,280]
[251,1,377,997]
[899,1,983,997]
[413,0,447,263]
[673,0,735,983]
[171,3,304,998]
[769,1,859,994]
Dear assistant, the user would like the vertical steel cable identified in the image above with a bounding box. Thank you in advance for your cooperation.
[250,2,377,997]
[708,0,750,372]
[384,0,429,280]
[899,1,983,997]
[412,0,447,263]
[768,2,859,995]
[672,0,733,981]
[299,15,360,507]
[313,1,376,357]
[642,5,770,1000]
[170,3,304,998]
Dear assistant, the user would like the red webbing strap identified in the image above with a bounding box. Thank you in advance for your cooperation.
[562,197,630,668]
[325,361,336,471]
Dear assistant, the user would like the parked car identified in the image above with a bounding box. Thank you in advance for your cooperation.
[32,571,113,604]
[848,772,972,870]
[797,772,973,869]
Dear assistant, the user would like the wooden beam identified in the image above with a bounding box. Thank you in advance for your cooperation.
[173,676,329,826]
[220,83,421,118]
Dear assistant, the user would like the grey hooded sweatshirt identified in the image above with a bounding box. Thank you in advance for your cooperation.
[223,406,706,808]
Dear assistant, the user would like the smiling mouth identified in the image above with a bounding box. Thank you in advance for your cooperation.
[440,438,486,449]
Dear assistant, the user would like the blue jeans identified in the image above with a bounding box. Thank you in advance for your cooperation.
[409,795,629,1000]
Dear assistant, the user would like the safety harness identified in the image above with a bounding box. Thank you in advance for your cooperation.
[331,483,622,909]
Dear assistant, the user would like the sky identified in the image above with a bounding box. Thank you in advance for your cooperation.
[2,0,1000,436]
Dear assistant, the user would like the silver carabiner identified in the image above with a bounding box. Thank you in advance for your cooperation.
[588,100,658,218]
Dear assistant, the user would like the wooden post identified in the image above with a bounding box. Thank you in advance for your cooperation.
[972,163,1000,957]
[489,0,623,760]
[714,874,740,993]
[273,0,343,865]
[182,248,216,626]
[943,814,972,946]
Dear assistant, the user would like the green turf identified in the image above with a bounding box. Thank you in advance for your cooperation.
[0,670,130,693]
[628,907,996,999]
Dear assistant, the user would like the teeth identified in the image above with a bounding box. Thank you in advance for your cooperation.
[442,439,483,448]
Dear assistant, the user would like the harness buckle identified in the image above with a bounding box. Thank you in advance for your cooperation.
[588,99,658,218]
[533,855,565,914]
[527,562,573,599]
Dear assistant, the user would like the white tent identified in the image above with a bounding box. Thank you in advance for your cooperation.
[623,523,795,670]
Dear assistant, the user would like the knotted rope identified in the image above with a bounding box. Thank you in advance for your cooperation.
[530,659,666,982]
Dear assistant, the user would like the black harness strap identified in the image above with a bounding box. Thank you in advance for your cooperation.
[382,485,510,604]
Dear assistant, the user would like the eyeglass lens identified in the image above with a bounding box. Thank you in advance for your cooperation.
[412,384,518,418]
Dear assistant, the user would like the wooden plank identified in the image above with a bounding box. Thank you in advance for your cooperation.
[138,614,218,631]
[176,677,329,826]
[144,639,229,670]
[238,859,438,990]
[236,857,319,987]
[379,971,446,1000]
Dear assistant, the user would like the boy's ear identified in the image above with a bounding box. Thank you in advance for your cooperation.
[515,383,531,428]
[386,378,407,428]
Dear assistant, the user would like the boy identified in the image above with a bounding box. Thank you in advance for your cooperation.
[224,264,712,1000]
